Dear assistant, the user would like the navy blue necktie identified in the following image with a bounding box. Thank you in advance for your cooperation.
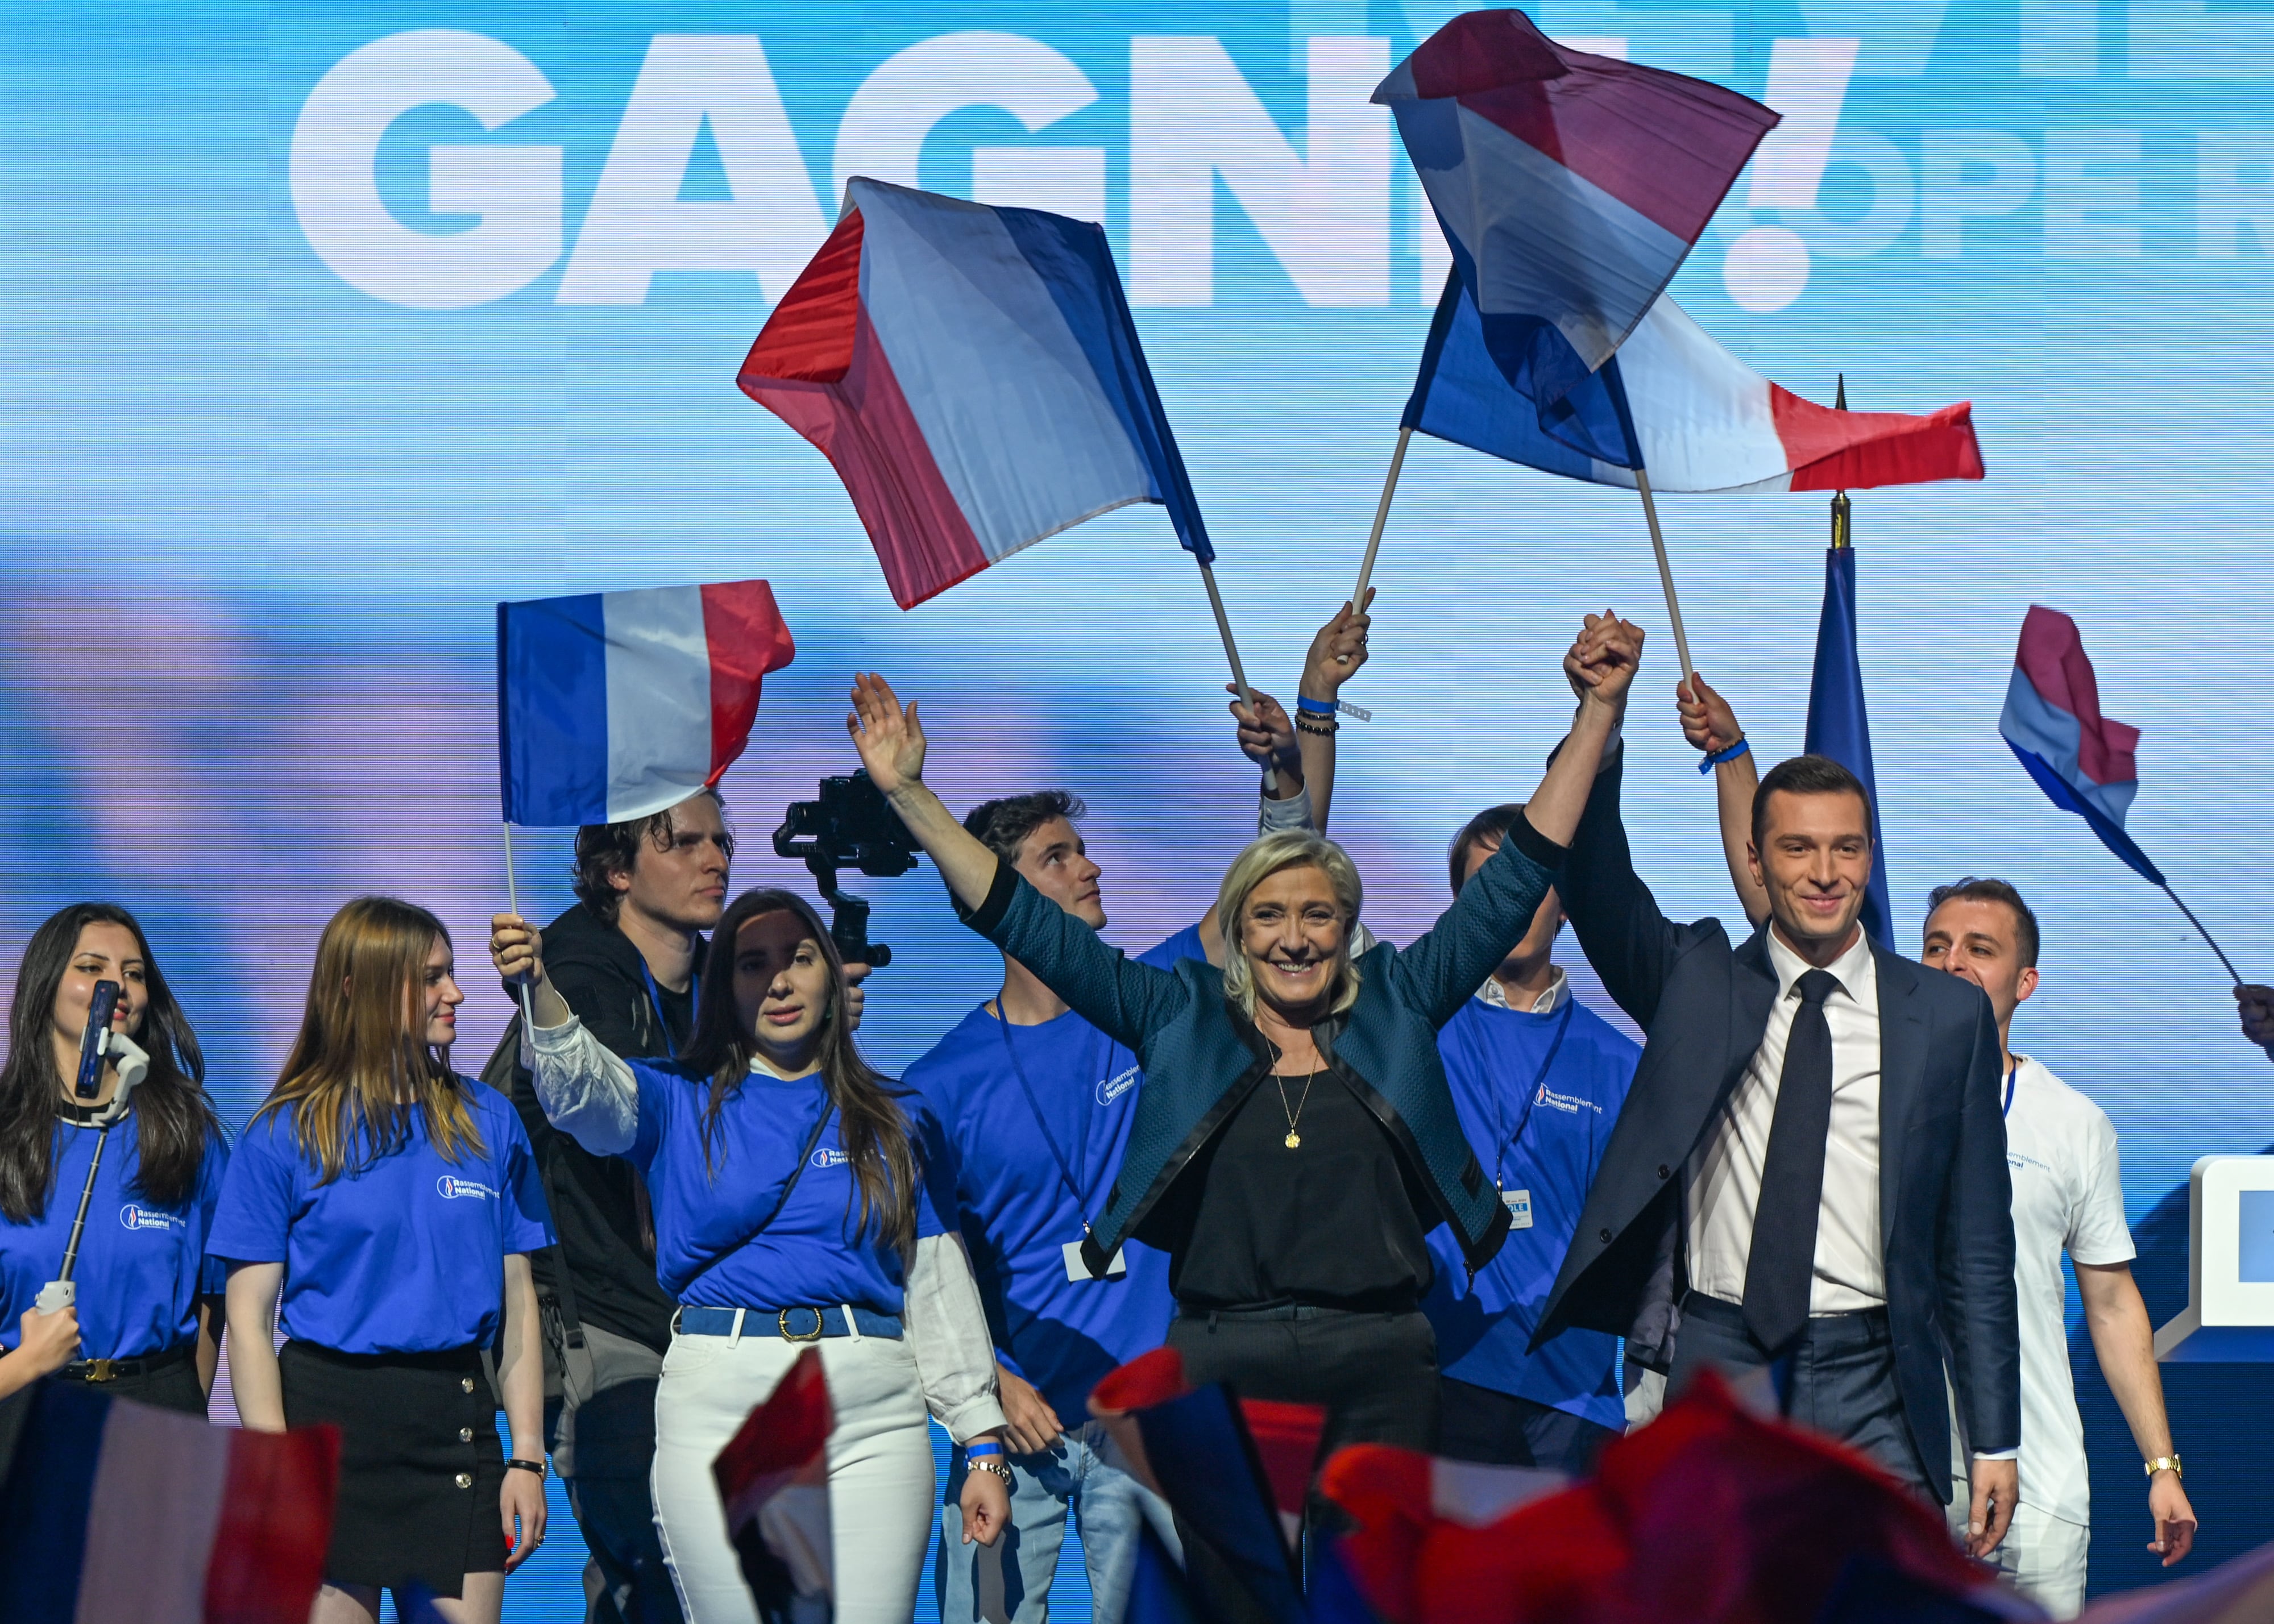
[1742,967,1841,1355]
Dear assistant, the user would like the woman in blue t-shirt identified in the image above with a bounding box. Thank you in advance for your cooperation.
[492,886,1011,1624]
[0,903,227,1416]
[211,897,554,1624]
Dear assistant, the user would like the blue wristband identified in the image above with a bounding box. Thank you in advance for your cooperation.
[1699,737,1751,774]
[1295,695,1337,716]
[966,1441,1004,1459]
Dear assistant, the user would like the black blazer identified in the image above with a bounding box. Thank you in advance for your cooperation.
[1538,754,2020,1486]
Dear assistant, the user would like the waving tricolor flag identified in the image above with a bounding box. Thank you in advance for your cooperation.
[0,1385,338,1624]
[1375,10,1778,414]
[713,1347,833,1624]
[1404,276,1985,492]
[1999,606,2157,883]
[497,580,794,826]
[740,178,1210,611]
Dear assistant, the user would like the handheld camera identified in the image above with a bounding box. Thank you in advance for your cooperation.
[773,771,919,969]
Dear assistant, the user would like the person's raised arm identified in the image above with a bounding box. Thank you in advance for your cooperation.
[847,674,1001,910]
[1385,612,1640,1029]
[849,674,1189,1049]
[1677,672,1769,929]
[489,919,640,1157]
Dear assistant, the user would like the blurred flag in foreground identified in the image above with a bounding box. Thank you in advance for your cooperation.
[1375,10,1777,416]
[0,1384,338,1624]
[1806,545,1897,948]
[714,1346,833,1624]
[497,580,794,826]
[740,178,1210,610]
[1999,604,2159,883]
[1404,275,1986,492]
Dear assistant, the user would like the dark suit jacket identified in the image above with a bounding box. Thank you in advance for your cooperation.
[1537,754,2020,1489]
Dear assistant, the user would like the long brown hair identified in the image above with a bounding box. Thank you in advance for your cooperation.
[0,903,221,1223]
[254,897,484,1183]
[680,888,919,1254]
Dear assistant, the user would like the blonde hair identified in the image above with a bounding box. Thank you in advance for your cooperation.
[1214,832,1364,1020]
[255,896,484,1184]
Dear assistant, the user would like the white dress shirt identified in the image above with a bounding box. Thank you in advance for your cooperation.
[1687,926,1886,1314]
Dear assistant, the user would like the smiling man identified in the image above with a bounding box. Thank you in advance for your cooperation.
[1533,625,2020,1557]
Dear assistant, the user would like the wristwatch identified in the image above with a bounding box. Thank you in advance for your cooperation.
[968,1458,1014,1488]
[506,1457,549,1480]
[2143,1454,2182,1480]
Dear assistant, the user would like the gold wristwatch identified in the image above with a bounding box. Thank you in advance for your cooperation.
[2144,1454,2182,1480]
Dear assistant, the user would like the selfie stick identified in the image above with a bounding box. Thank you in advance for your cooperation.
[35,1020,151,1314]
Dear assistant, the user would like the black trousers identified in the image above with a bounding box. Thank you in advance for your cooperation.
[1434,1376,1617,1475]
[1166,1306,1438,1461]
[1670,1291,1933,1500]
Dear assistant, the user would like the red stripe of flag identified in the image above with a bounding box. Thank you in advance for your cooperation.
[1773,389,1985,492]
[201,1424,339,1624]
[2015,605,2141,787]
[698,580,796,787]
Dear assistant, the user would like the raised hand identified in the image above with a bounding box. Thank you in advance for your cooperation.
[1677,671,1744,756]
[1569,609,1644,709]
[1227,686,1298,777]
[846,672,928,796]
[491,915,545,986]
[1308,588,1375,686]
[2235,985,2274,1052]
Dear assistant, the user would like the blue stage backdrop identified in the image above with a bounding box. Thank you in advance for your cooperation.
[6,2,2273,1613]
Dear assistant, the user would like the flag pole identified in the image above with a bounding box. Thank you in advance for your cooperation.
[1632,468,1696,686]
[1198,562,1279,795]
[501,821,536,1025]
[1350,425,1413,615]
[2159,884,2244,986]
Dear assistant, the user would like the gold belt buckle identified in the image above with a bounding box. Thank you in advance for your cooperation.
[778,1307,826,1343]
[87,1358,118,1382]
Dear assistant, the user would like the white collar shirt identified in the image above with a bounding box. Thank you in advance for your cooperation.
[1474,965,1569,1014]
[1687,925,1886,1314]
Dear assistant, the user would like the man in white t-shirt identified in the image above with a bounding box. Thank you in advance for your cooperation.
[1921,878,2197,1616]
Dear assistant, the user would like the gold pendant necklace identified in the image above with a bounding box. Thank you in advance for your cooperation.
[1275,1066,1318,1149]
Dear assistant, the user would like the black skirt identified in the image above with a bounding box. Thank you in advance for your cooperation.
[279,1340,507,1596]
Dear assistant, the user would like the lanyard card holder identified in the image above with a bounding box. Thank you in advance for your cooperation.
[1064,1239,1127,1282]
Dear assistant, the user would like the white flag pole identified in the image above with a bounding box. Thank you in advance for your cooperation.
[1198,562,1278,796]
[501,821,536,1026]
[1350,425,1414,614]
[1633,467,1696,687]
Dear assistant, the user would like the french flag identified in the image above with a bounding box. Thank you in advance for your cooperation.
[0,1384,338,1623]
[497,580,795,828]
[1375,10,1779,414]
[738,178,1211,611]
[2000,605,2160,884]
[713,1346,833,1624]
[1404,275,1986,492]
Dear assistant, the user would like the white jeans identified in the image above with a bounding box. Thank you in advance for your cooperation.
[652,1328,937,1624]
[1945,1485,2089,1618]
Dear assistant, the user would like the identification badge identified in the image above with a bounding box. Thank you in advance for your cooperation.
[1501,1189,1533,1229]
[1065,1239,1127,1281]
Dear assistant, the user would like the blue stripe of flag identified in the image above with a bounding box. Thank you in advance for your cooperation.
[497,593,611,826]
[0,1383,109,1621]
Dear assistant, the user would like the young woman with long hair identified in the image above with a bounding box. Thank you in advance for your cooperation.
[0,903,226,1414]
[210,898,553,1624]
[843,621,1636,1481]
[490,886,1011,1624]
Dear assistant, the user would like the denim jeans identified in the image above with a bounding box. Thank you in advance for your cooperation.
[936,1421,1180,1624]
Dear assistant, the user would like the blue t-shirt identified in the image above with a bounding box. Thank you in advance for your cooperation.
[0,1115,229,1361]
[208,1080,553,1355]
[1421,992,1640,1430]
[624,1060,957,1315]
[907,925,1203,1419]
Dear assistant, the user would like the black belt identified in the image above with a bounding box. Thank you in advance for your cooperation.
[57,1341,194,1384]
[1180,1299,1420,1323]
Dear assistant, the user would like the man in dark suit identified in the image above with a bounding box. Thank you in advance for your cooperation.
[1534,614,2022,1556]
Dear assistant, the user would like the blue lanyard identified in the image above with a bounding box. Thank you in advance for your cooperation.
[1451,995,1576,1192]
[640,963,698,1060]
[993,1003,1110,1232]
[2002,1061,2018,1119]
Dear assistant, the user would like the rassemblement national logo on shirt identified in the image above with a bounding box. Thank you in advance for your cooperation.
[810,1148,850,1169]
[1534,1082,1603,1116]
[435,1175,501,1201]
[1095,1065,1139,1108]
[118,1204,185,1232]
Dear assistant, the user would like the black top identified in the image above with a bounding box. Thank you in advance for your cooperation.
[495,901,692,1353]
[1155,1060,1436,1313]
